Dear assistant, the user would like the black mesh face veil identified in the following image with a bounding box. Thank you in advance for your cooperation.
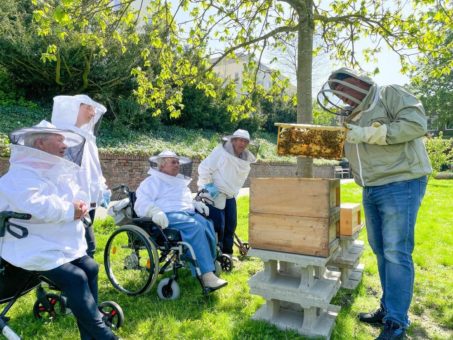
[221,136,259,160]
[317,67,373,116]
[148,159,193,177]
[9,127,86,166]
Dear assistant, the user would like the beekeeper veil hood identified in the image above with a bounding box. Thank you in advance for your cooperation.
[317,67,374,116]
[148,150,193,178]
[51,95,107,137]
[9,125,86,166]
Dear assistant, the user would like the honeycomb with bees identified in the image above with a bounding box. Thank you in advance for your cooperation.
[276,123,346,159]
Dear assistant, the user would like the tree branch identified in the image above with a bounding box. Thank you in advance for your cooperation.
[206,24,298,73]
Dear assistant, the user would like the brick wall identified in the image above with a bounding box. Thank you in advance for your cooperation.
[0,154,335,193]
[0,157,9,178]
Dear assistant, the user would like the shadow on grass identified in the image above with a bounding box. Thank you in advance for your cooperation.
[330,281,371,340]
[2,286,82,340]
[426,181,452,189]
[231,317,317,340]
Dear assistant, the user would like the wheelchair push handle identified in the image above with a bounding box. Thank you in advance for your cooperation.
[0,211,31,238]
[111,184,131,195]
[194,189,214,206]
[0,211,32,221]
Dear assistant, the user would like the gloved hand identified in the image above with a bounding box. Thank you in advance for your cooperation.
[146,205,169,228]
[100,189,112,208]
[203,183,219,199]
[345,122,387,145]
[193,200,210,216]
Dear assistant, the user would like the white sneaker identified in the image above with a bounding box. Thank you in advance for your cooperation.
[202,272,228,290]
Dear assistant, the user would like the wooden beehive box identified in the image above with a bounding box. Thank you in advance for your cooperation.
[249,178,340,257]
[276,123,346,160]
[339,203,362,236]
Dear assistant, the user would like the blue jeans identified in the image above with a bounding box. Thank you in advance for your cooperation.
[166,211,217,274]
[363,176,427,328]
[208,198,237,254]
[38,256,116,340]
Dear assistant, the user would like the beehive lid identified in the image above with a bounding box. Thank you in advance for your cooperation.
[275,123,347,159]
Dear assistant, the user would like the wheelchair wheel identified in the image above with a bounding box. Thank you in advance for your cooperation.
[157,278,180,300]
[99,301,124,330]
[104,225,159,296]
[239,242,250,256]
[33,293,66,320]
[220,254,233,272]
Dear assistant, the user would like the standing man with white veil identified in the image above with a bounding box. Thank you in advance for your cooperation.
[51,95,111,258]
[197,129,256,262]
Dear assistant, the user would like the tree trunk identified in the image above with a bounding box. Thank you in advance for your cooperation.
[296,0,314,177]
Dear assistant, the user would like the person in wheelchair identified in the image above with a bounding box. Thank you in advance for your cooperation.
[0,125,119,339]
[197,129,256,260]
[134,150,227,291]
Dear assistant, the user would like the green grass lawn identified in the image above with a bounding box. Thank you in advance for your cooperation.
[3,179,452,339]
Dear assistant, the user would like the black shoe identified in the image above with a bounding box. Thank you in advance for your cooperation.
[375,320,405,340]
[358,305,386,325]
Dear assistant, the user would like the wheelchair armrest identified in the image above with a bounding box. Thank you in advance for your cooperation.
[131,217,163,234]
[132,217,154,224]
[130,217,182,245]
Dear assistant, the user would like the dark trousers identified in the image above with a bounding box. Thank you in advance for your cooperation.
[208,197,237,254]
[38,256,116,340]
[85,209,96,258]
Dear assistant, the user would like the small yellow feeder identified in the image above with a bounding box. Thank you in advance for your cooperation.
[275,123,347,159]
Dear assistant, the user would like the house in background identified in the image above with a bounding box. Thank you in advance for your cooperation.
[428,114,453,138]
[211,54,296,96]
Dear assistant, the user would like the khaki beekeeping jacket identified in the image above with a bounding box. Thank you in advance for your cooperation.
[344,83,432,187]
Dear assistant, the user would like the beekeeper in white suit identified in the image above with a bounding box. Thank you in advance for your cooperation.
[51,94,110,258]
[197,129,256,260]
[0,126,118,339]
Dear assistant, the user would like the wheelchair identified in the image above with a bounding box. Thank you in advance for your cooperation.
[0,211,124,340]
[195,189,250,257]
[105,185,229,299]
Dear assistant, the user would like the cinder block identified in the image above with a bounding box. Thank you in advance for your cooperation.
[333,240,364,266]
[252,299,340,339]
[340,263,364,290]
[249,269,340,309]
[328,239,365,290]
[248,248,342,337]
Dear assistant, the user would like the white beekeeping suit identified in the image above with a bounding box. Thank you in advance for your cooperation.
[51,95,108,208]
[197,132,256,199]
[0,127,88,271]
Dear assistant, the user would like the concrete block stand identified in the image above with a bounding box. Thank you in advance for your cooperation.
[328,226,365,289]
[248,249,341,339]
